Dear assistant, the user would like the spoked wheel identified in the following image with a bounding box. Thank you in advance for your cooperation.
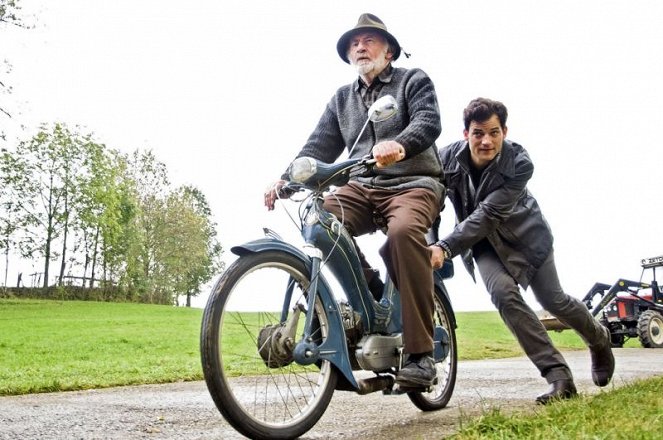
[407,289,458,410]
[637,309,663,348]
[200,250,337,440]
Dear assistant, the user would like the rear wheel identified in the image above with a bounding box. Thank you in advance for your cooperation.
[637,310,663,348]
[200,251,337,440]
[407,289,457,410]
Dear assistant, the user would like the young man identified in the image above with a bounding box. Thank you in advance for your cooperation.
[431,97,614,404]
[264,13,445,387]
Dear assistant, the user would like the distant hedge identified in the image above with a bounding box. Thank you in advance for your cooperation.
[0,286,170,304]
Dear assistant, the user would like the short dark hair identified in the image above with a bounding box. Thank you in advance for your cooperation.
[463,97,508,131]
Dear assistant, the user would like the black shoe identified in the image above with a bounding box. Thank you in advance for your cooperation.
[535,379,578,405]
[396,354,436,387]
[591,326,615,387]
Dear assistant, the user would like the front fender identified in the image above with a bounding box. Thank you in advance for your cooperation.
[231,237,310,260]
[231,237,358,388]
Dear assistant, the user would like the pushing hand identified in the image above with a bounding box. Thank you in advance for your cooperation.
[429,245,445,269]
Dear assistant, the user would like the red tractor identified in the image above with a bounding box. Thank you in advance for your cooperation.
[542,255,663,348]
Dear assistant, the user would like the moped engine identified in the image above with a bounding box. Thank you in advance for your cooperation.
[355,334,402,372]
[339,301,363,344]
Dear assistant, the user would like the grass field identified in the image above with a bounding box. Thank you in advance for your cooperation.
[1,298,658,439]
[0,299,203,394]
[0,298,640,395]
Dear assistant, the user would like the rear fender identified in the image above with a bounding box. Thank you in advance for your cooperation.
[231,238,358,388]
[434,270,457,330]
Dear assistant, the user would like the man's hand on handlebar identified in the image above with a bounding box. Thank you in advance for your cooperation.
[264,179,289,211]
[372,141,405,168]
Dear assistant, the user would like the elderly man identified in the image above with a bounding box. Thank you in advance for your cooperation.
[264,13,445,387]
[431,97,615,404]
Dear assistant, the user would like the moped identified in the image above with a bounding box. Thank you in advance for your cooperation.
[200,95,458,440]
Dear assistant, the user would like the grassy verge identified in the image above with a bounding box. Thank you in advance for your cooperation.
[450,375,663,439]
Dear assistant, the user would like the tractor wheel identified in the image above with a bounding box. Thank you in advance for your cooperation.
[637,310,663,348]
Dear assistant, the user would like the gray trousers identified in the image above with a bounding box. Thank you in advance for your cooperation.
[475,244,608,383]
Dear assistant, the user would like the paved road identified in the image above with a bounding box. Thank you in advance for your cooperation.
[1,348,661,439]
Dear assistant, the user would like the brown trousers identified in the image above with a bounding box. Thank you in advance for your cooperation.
[323,182,440,354]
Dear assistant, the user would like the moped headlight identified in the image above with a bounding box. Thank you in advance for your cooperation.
[289,157,317,183]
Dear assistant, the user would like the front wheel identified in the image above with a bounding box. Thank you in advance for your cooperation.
[407,288,458,410]
[200,250,337,440]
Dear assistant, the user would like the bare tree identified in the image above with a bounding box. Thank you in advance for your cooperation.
[1,0,32,123]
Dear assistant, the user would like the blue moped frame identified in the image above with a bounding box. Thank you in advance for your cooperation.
[232,201,456,390]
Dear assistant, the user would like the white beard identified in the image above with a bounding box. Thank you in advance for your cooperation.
[353,53,389,78]
[355,60,376,76]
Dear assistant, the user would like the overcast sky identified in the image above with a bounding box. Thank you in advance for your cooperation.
[4,0,663,311]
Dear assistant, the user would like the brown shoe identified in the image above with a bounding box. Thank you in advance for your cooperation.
[591,326,615,387]
[535,379,578,405]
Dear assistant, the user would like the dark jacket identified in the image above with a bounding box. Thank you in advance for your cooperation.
[290,66,445,200]
[439,140,553,289]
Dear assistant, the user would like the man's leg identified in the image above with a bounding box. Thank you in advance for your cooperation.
[322,182,382,294]
[322,182,376,234]
[374,188,440,355]
[326,184,441,387]
[529,251,614,387]
[474,244,573,383]
[368,187,441,387]
[474,244,578,403]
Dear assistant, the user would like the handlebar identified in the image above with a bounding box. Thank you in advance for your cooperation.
[286,156,375,192]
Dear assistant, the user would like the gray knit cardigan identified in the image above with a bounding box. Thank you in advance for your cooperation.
[288,66,445,200]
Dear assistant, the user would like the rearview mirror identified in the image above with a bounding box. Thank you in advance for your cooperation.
[348,95,398,157]
[368,95,398,122]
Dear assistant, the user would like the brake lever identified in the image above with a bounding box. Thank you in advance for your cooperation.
[279,182,301,197]
[350,156,377,177]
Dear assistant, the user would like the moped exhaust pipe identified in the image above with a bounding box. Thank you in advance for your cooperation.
[356,375,395,395]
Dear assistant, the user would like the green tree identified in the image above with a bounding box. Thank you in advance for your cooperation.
[0,123,87,287]
[1,147,37,287]
[158,186,224,306]
[124,149,170,302]
[122,151,224,305]
[74,143,136,289]
[0,169,21,287]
